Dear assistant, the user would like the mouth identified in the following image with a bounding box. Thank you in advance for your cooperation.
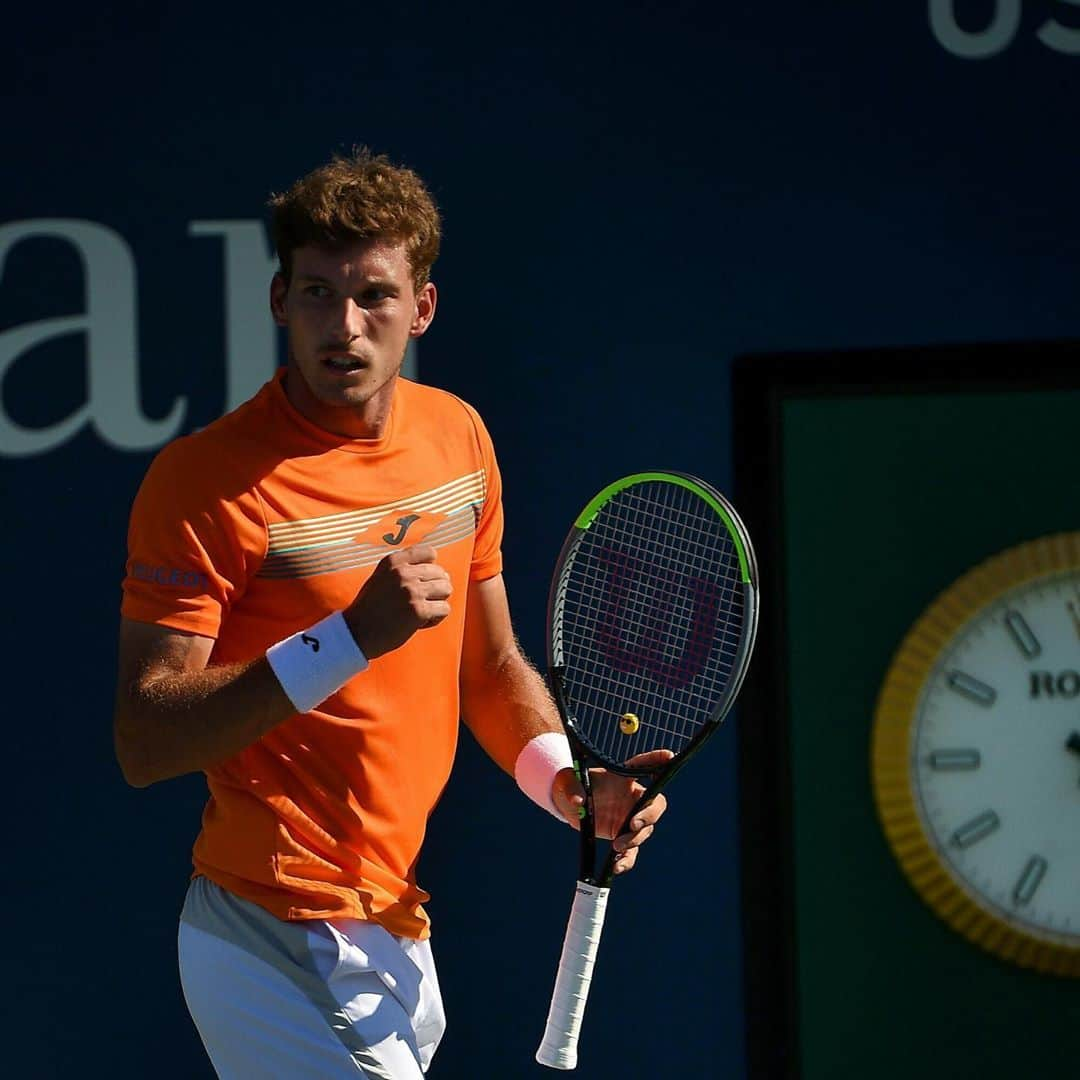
[322,352,367,374]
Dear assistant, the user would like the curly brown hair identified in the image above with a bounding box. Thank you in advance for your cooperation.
[268,148,441,291]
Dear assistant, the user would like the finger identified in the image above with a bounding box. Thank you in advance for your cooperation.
[616,823,655,852]
[552,766,584,801]
[551,772,585,829]
[399,544,439,564]
[612,846,639,875]
[610,792,666,837]
[623,748,675,770]
[630,791,667,826]
[418,601,452,626]
[411,564,452,583]
[420,578,453,600]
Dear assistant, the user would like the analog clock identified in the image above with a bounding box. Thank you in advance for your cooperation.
[872,532,1080,976]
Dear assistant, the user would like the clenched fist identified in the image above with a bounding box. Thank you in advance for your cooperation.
[343,545,452,660]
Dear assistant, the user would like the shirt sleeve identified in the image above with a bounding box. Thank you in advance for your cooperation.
[463,403,504,582]
[120,436,267,638]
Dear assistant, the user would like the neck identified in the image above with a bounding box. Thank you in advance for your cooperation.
[283,368,396,439]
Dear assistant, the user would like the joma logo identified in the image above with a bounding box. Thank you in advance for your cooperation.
[383,515,421,545]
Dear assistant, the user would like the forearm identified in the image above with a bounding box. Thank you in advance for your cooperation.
[115,658,294,788]
[460,643,563,776]
[116,548,449,790]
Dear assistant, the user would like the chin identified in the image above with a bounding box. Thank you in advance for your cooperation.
[318,384,373,408]
[290,360,396,415]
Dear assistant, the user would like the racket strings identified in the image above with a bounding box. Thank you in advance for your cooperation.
[554,480,748,763]
[563,577,740,757]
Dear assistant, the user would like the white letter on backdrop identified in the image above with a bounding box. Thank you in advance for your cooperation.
[0,219,185,456]
[189,221,279,411]
[929,0,1022,58]
[1037,0,1080,53]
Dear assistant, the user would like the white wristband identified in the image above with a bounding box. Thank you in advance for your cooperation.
[266,611,369,713]
[514,731,575,821]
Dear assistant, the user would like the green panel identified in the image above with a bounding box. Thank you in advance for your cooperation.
[781,389,1080,1079]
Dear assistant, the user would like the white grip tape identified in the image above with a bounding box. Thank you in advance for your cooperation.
[535,881,611,1070]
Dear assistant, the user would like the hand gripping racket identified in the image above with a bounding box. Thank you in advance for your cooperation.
[535,471,759,1070]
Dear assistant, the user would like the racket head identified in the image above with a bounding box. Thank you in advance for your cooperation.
[548,471,758,771]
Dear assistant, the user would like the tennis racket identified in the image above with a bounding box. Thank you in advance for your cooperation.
[535,471,759,1070]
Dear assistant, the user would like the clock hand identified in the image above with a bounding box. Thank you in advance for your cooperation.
[1067,731,1080,757]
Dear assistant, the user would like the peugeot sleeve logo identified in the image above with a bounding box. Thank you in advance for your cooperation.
[300,634,321,652]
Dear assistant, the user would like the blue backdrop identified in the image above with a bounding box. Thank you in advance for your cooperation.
[2,3,1077,1076]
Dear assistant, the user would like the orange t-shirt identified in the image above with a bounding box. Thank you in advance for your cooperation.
[121,371,503,938]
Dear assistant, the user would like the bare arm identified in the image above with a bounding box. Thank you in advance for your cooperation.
[115,545,453,788]
[459,574,668,869]
[113,619,298,788]
[458,573,563,774]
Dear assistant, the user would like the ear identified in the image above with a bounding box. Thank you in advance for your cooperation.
[409,281,437,338]
[270,272,289,327]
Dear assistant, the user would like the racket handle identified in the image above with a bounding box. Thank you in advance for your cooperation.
[535,881,611,1070]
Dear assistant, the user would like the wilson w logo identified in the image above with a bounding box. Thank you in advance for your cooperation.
[595,546,724,689]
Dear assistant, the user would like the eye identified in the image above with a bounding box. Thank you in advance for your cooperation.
[359,286,390,305]
[304,284,332,298]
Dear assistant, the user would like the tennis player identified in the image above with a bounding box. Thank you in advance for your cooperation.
[114,149,669,1079]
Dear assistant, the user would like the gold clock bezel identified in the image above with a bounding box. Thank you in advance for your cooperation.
[872,531,1080,977]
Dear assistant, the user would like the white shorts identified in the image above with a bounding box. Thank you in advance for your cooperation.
[178,877,446,1079]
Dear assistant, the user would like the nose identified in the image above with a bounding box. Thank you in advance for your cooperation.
[331,297,366,341]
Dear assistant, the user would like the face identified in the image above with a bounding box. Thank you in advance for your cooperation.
[270,239,436,437]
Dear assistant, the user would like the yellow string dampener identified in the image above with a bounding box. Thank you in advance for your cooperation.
[619,713,640,735]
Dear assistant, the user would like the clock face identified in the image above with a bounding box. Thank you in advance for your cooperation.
[873,533,1080,976]
[912,571,1080,947]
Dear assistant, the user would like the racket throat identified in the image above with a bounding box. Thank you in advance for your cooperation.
[577,788,599,884]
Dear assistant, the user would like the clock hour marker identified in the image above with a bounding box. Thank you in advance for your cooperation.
[1012,856,1048,906]
[927,749,981,771]
[951,810,1000,849]
[1003,610,1041,659]
[945,671,997,707]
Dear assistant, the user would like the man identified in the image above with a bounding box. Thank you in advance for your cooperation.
[114,149,668,1079]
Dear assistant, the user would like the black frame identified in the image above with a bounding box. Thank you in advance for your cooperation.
[548,472,761,887]
[730,339,1080,1080]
